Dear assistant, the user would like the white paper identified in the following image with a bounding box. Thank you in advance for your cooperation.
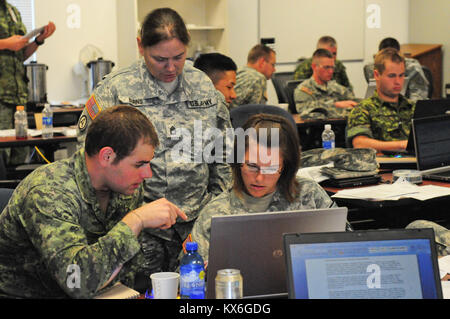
[296,163,333,183]
[441,281,450,299]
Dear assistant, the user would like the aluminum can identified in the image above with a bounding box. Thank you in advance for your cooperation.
[215,269,243,299]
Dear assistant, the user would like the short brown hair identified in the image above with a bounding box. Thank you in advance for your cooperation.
[374,48,405,75]
[85,105,159,164]
[247,44,275,64]
[232,113,300,203]
[317,36,337,48]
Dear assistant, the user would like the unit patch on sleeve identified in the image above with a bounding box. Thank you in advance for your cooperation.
[85,94,102,120]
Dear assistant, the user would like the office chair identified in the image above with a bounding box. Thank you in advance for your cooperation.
[0,188,14,212]
[363,64,373,84]
[421,65,433,99]
[271,72,294,103]
[229,104,297,132]
[284,79,305,114]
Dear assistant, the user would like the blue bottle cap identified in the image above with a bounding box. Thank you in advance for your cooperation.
[185,242,198,251]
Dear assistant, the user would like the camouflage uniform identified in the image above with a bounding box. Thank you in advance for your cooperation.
[229,66,267,108]
[0,149,144,298]
[406,220,450,257]
[364,58,429,101]
[0,0,29,164]
[294,58,353,93]
[294,77,355,119]
[191,177,336,261]
[76,59,232,277]
[346,90,415,146]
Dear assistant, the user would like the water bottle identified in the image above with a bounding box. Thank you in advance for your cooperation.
[42,103,53,139]
[180,242,205,299]
[322,124,335,149]
[14,105,28,140]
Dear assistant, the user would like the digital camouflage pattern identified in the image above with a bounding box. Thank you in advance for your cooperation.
[406,220,450,257]
[346,90,415,146]
[294,77,356,119]
[229,66,267,108]
[364,58,429,101]
[294,58,353,93]
[0,0,28,106]
[301,147,379,179]
[191,177,337,261]
[77,59,232,276]
[0,149,144,298]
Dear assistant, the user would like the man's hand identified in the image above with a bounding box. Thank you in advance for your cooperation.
[335,100,358,108]
[1,35,28,51]
[35,21,56,43]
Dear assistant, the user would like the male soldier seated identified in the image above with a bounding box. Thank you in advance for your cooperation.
[347,48,415,152]
[0,105,187,298]
[194,52,238,107]
[230,44,276,108]
[294,48,357,119]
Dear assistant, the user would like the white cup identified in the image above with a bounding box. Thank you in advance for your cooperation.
[150,272,180,299]
[278,103,289,112]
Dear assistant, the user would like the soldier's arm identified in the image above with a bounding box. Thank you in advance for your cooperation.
[407,71,429,101]
[352,135,407,151]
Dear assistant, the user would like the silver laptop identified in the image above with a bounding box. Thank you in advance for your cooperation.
[412,114,450,182]
[206,207,348,299]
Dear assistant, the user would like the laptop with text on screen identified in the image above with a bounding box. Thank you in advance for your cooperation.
[412,113,450,182]
[206,207,348,299]
[283,228,442,299]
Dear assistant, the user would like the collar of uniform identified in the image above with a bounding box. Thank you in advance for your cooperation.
[371,90,411,110]
[311,76,336,92]
[230,187,283,213]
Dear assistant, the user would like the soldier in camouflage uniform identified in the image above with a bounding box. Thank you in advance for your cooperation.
[294,36,353,94]
[347,48,415,152]
[0,105,187,298]
[406,220,450,257]
[294,49,357,119]
[0,1,55,163]
[76,9,232,282]
[229,44,276,108]
[363,37,429,101]
[190,114,347,262]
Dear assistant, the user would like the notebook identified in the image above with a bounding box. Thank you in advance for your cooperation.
[283,228,443,299]
[412,113,450,182]
[206,207,348,299]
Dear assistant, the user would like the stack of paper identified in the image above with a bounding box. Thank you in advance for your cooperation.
[332,179,450,201]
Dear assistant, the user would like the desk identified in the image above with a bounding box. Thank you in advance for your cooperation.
[400,44,443,99]
[292,114,347,150]
[323,172,450,230]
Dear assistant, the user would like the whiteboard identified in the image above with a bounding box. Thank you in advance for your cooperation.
[259,0,365,63]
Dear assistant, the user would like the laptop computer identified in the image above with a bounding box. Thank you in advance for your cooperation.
[412,113,450,182]
[283,228,443,299]
[206,207,348,299]
[403,98,450,155]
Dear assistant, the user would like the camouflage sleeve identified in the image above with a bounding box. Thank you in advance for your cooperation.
[294,84,335,117]
[346,104,374,144]
[295,177,334,209]
[293,59,313,80]
[207,93,233,195]
[76,82,118,147]
[191,194,232,262]
[232,76,267,107]
[20,188,141,298]
[407,70,429,101]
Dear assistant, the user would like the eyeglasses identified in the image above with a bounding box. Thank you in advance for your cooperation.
[318,64,335,71]
[242,162,282,175]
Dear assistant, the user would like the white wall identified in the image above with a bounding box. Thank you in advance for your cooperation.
[34,0,119,103]
[409,0,450,97]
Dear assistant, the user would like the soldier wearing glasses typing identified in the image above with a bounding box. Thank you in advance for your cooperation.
[190,114,339,262]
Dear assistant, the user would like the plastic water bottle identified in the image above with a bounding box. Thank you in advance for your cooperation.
[180,242,205,299]
[42,103,53,139]
[14,105,28,140]
[322,124,335,149]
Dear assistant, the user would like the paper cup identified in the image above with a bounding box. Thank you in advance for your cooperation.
[150,272,179,299]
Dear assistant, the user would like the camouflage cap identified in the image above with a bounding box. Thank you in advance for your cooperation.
[301,147,378,171]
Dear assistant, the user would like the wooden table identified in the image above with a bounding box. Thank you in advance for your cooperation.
[400,44,443,99]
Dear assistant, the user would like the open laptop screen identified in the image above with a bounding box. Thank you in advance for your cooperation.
[412,114,450,171]
[284,229,442,299]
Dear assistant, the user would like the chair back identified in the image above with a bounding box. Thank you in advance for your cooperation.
[421,65,433,99]
[230,104,297,132]
[285,79,305,114]
[271,72,294,103]
[0,188,14,212]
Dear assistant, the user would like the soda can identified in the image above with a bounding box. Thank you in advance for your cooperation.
[215,269,243,299]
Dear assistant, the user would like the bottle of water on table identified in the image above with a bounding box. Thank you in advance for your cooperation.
[322,124,335,149]
[42,103,53,139]
[180,242,205,299]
